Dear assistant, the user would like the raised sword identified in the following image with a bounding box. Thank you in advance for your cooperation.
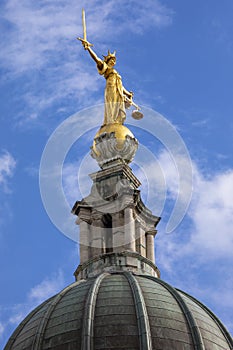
[77,8,93,47]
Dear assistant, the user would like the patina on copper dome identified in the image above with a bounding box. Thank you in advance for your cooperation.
[4,269,233,350]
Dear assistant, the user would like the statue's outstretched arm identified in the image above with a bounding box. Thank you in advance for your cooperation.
[81,41,103,70]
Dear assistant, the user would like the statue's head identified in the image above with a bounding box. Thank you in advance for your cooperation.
[103,50,116,65]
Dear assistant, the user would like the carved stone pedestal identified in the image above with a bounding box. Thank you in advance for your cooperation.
[91,123,138,168]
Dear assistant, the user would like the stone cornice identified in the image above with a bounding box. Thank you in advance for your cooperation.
[74,251,160,281]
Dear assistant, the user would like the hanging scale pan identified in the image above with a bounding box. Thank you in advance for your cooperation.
[124,96,144,119]
[132,109,144,120]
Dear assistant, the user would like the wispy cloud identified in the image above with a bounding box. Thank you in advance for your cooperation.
[211,17,233,54]
[1,270,65,344]
[0,151,16,229]
[156,155,233,263]
[8,270,65,325]
[62,155,98,206]
[0,0,173,123]
[27,269,65,305]
[0,151,16,193]
[1,0,173,73]
[191,118,209,127]
[189,169,233,257]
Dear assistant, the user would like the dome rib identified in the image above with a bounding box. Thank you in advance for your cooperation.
[32,281,84,350]
[142,275,205,350]
[177,289,233,349]
[123,272,152,350]
[4,272,232,349]
[81,273,109,350]
[4,298,54,350]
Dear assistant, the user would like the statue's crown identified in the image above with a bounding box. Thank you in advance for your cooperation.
[103,50,116,62]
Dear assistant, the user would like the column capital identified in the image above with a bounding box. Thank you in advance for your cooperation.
[146,229,157,237]
[77,207,92,224]
[124,204,135,212]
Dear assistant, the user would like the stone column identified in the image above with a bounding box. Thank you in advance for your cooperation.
[135,222,146,257]
[146,230,157,263]
[90,212,104,258]
[112,212,125,253]
[78,219,90,264]
[124,207,136,251]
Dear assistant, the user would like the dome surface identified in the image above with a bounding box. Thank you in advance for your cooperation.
[5,272,232,350]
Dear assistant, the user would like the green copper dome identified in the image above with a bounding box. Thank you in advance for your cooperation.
[5,271,232,350]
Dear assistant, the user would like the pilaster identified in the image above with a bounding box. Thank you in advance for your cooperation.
[90,211,105,257]
[124,207,136,251]
[146,230,157,263]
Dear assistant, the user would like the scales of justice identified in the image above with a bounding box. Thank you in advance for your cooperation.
[77,9,143,168]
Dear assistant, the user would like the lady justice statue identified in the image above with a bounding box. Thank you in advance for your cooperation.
[78,9,143,126]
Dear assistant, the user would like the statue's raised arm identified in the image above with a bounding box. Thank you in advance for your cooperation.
[81,42,104,72]
[78,9,143,125]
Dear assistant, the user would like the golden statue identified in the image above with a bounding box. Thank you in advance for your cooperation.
[78,9,143,125]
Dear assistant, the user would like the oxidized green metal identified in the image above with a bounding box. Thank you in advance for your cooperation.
[4,272,233,350]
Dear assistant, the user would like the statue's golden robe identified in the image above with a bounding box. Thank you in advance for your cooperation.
[98,62,126,125]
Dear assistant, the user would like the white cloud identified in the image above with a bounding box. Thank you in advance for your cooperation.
[144,150,233,261]
[62,155,98,206]
[131,147,194,228]
[7,270,65,327]
[210,278,233,309]
[0,0,173,72]
[191,118,209,127]
[0,270,65,346]
[0,151,16,193]
[0,0,173,123]
[157,166,233,262]
[0,151,15,227]
[28,269,65,304]
[188,169,233,257]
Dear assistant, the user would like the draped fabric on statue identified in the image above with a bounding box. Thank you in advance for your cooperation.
[98,62,126,125]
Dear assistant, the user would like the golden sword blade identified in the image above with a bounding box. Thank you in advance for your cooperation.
[77,8,93,47]
[82,8,87,41]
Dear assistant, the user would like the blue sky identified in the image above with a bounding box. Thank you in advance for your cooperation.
[0,0,233,347]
